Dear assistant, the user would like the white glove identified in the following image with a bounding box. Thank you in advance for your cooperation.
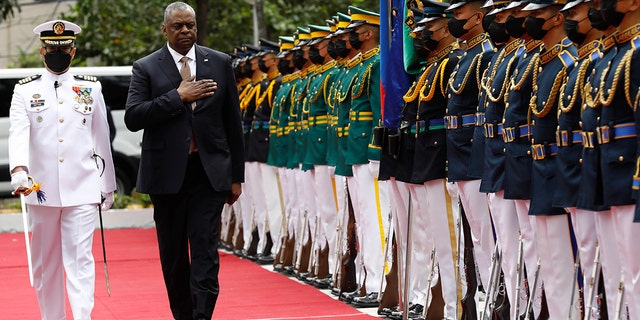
[11,171,29,192]
[101,191,114,211]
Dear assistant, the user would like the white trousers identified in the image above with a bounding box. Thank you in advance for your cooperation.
[487,191,520,317]
[533,214,578,319]
[455,180,494,286]
[567,208,598,318]
[30,204,98,320]
[611,205,640,319]
[513,199,542,317]
[260,164,284,254]
[246,162,268,252]
[593,210,623,319]
[314,165,338,271]
[414,179,458,317]
[352,162,389,294]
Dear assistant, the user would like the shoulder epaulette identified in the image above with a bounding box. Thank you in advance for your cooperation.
[631,36,640,51]
[18,74,41,85]
[558,50,575,68]
[481,39,494,53]
[74,75,98,82]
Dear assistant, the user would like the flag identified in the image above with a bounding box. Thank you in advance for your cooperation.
[380,0,411,129]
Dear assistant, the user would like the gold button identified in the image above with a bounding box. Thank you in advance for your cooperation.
[59,118,64,123]
[619,156,624,162]
[538,67,543,73]
[37,116,43,123]
[527,150,531,155]
[58,138,63,142]
[434,141,438,145]
[503,148,506,152]
[579,158,583,164]
[58,99,63,104]
[59,157,64,163]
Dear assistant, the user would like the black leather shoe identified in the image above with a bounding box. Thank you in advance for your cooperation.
[378,305,399,316]
[351,292,379,308]
[407,304,424,319]
[283,265,295,276]
[312,276,332,289]
[256,254,275,265]
[273,263,283,272]
[330,287,341,296]
[339,289,362,303]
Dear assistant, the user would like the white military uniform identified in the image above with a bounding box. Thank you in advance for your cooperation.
[9,70,116,320]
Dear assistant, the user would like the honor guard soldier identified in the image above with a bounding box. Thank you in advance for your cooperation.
[339,6,390,308]
[522,0,578,318]
[580,3,622,316]
[331,11,362,300]
[9,19,116,319]
[409,2,463,318]
[501,3,546,316]
[599,0,640,316]
[557,0,602,315]
[271,36,298,273]
[444,0,496,290]
[237,44,264,260]
[249,38,283,265]
[287,26,320,279]
[302,24,339,289]
[478,0,525,316]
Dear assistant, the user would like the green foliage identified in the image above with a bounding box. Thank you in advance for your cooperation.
[0,0,19,21]
[130,189,153,208]
[112,193,132,210]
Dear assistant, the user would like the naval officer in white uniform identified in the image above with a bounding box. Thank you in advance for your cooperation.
[8,19,116,320]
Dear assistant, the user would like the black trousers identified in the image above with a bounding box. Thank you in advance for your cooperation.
[151,154,228,320]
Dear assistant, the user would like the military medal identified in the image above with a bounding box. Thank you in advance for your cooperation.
[72,85,93,105]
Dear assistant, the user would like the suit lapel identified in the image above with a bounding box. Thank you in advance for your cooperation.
[194,45,212,112]
[158,44,182,89]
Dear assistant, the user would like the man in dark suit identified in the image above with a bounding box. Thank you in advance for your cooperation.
[124,2,244,319]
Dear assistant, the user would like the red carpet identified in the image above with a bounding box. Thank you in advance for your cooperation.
[0,228,377,320]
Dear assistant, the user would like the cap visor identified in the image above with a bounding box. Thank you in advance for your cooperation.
[522,3,551,11]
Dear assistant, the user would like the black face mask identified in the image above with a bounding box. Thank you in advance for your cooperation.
[277,59,293,75]
[308,46,325,65]
[44,51,72,73]
[588,7,610,31]
[242,62,254,77]
[412,36,429,59]
[482,14,495,33]
[601,0,625,27]
[234,64,244,79]
[565,18,589,45]
[448,18,470,38]
[258,60,270,73]
[421,29,441,51]
[327,41,339,59]
[334,39,351,58]
[505,15,526,38]
[292,50,307,69]
[487,20,510,44]
[524,16,549,40]
[349,31,365,50]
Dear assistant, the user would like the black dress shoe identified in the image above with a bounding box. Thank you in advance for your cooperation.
[351,292,379,308]
[378,305,399,316]
[233,249,244,257]
[339,289,362,303]
[256,254,275,265]
[273,263,283,272]
[312,276,332,289]
[407,304,424,319]
[330,287,341,296]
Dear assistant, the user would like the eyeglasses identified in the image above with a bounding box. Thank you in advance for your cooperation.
[43,46,73,54]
